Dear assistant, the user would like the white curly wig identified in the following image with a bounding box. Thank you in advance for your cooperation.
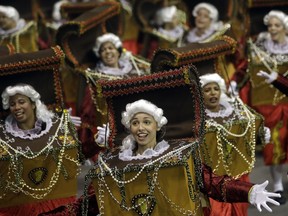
[192,2,218,23]
[199,73,231,103]
[263,10,288,30]
[0,5,20,23]
[155,5,177,25]
[121,99,168,130]
[93,33,122,57]
[2,84,54,122]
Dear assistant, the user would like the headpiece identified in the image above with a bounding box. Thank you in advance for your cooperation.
[155,5,177,25]
[2,84,54,121]
[192,2,218,23]
[121,99,168,129]
[93,33,122,57]
[0,5,20,23]
[263,10,288,30]
[199,73,232,103]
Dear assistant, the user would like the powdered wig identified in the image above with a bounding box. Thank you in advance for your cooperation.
[1,84,54,121]
[199,73,231,103]
[121,99,168,130]
[93,33,123,57]
[155,5,177,25]
[263,10,288,31]
[192,2,218,23]
[0,5,20,23]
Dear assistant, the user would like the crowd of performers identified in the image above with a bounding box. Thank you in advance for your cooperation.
[1,1,288,216]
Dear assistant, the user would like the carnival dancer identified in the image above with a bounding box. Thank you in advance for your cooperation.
[0,5,39,53]
[40,99,280,216]
[0,84,82,216]
[199,73,271,216]
[79,32,150,161]
[153,5,186,46]
[183,2,224,44]
[230,10,288,204]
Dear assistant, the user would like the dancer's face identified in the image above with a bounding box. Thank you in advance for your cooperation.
[202,82,221,112]
[130,112,158,151]
[99,41,120,68]
[195,8,212,30]
[267,16,286,43]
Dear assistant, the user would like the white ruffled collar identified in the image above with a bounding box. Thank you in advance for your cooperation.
[95,57,133,76]
[264,36,288,54]
[0,19,26,37]
[158,25,184,40]
[205,99,233,118]
[257,32,288,55]
[186,26,215,43]
[4,114,53,140]
[118,139,169,161]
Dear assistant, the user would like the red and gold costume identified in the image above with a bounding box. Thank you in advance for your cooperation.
[200,98,264,216]
[233,38,288,166]
[0,21,39,53]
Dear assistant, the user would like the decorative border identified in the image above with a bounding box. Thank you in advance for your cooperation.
[247,0,288,7]
[0,46,65,111]
[151,36,237,73]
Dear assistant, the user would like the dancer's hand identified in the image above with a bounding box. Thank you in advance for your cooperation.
[227,80,239,96]
[257,70,278,83]
[94,123,110,147]
[249,180,280,212]
[68,108,81,127]
[264,127,271,144]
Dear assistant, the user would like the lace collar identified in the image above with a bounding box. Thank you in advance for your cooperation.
[0,19,26,37]
[95,57,133,76]
[186,26,215,43]
[4,114,53,140]
[264,36,288,55]
[205,99,233,118]
[118,140,169,161]
[158,25,184,40]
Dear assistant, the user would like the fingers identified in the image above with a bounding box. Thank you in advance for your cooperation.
[262,203,272,213]
[259,180,269,190]
[97,126,106,132]
[68,107,72,113]
[256,204,262,212]
[70,116,81,127]
[71,116,81,121]
[257,70,269,78]
[267,198,280,206]
[265,192,281,198]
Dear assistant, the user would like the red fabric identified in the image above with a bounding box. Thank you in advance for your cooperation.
[263,143,275,165]
[78,87,103,159]
[208,175,250,216]
[253,104,288,165]
[202,165,252,203]
[39,184,99,216]
[122,40,139,55]
[272,74,288,96]
[0,196,76,216]
[239,82,251,105]
[203,207,211,216]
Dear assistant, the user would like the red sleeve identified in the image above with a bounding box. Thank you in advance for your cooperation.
[78,87,104,159]
[201,164,253,203]
[231,59,250,88]
[272,74,288,97]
